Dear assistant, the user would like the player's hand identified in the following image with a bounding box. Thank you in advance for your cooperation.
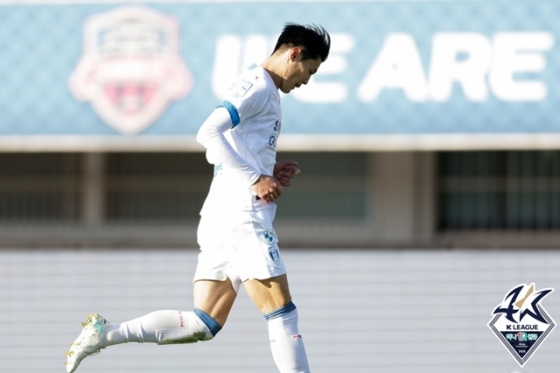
[273,160,301,187]
[252,174,283,203]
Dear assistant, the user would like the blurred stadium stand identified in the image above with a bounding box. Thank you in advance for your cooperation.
[1,151,560,248]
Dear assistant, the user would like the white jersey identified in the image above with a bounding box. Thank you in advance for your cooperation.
[199,64,282,214]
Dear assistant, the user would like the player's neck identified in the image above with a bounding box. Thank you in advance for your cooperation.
[261,58,283,90]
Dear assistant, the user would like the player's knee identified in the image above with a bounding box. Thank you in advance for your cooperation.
[157,309,222,345]
[193,308,222,340]
[173,308,221,344]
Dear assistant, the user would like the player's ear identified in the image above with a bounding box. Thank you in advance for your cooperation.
[290,47,302,62]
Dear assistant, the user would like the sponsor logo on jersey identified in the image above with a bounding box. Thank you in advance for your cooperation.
[259,230,276,245]
[488,283,555,366]
[69,6,193,134]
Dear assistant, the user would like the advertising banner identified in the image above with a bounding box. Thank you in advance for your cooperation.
[0,0,558,150]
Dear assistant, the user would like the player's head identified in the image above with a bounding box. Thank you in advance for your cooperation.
[270,23,331,94]
[273,23,331,62]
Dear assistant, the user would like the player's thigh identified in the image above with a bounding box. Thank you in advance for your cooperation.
[193,279,237,327]
[243,274,292,315]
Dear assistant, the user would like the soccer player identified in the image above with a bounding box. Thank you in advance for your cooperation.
[65,23,331,373]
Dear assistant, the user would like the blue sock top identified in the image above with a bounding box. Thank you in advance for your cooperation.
[193,308,222,336]
[264,301,297,320]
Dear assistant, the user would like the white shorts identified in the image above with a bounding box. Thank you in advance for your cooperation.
[194,205,286,292]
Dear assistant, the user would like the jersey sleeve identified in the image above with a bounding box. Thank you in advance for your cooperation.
[196,107,261,186]
[219,74,268,128]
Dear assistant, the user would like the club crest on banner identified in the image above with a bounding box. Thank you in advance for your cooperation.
[488,283,556,367]
[69,6,193,134]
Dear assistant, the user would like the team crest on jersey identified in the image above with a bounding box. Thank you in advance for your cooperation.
[69,6,193,134]
[268,246,281,266]
[488,283,556,366]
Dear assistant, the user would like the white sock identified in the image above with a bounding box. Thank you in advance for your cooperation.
[266,302,310,373]
[104,309,220,346]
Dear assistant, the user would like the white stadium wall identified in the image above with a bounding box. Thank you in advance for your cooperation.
[1,248,559,373]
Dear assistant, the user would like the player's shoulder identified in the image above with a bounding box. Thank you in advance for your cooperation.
[239,63,268,85]
[229,64,271,100]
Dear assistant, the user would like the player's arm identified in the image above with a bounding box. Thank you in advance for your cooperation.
[196,108,281,203]
[196,107,260,184]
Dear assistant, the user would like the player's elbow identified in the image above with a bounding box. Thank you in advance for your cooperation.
[196,108,231,148]
[196,127,209,148]
[196,121,219,149]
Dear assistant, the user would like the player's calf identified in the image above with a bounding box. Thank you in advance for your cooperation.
[265,301,311,373]
[104,308,222,345]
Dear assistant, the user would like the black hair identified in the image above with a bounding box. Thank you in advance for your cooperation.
[272,23,331,62]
